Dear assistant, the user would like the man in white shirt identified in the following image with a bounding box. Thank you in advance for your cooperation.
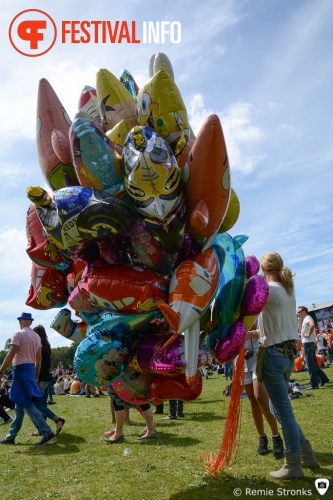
[298,306,329,389]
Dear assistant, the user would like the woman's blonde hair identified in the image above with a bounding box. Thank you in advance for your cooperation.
[261,252,295,295]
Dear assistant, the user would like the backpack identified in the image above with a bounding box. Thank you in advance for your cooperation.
[322,336,328,348]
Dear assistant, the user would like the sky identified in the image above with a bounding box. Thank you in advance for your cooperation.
[0,0,332,349]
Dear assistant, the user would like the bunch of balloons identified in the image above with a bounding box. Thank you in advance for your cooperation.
[25,53,269,405]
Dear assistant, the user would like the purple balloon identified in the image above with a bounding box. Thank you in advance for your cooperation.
[241,275,269,316]
[214,321,246,363]
[245,255,260,278]
[136,334,209,375]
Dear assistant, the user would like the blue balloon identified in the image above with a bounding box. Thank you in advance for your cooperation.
[74,330,131,386]
[206,233,248,347]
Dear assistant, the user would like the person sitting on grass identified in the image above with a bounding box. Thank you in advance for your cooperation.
[0,387,15,424]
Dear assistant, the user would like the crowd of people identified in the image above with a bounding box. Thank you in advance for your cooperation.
[0,257,331,481]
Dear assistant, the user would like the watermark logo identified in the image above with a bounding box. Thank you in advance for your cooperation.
[315,479,330,496]
[9,9,57,57]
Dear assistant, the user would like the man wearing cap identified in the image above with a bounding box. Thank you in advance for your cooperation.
[0,312,56,446]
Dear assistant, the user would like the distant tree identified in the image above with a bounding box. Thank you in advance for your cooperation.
[0,350,7,367]
[50,343,79,371]
[0,339,13,374]
[4,338,11,351]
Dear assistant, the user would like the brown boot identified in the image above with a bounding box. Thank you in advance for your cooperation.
[300,442,319,468]
[270,451,304,479]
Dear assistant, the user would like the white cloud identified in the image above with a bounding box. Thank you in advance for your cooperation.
[187,94,265,174]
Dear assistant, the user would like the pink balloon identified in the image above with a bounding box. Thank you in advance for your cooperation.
[241,275,269,316]
[214,321,246,363]
[111,367,153,405]
[245,255,260,278]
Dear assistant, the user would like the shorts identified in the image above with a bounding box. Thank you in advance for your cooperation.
[244,369,258,385]
[107,384,150,412]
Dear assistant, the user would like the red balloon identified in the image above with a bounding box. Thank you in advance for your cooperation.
[150,370,202,401]
[26,262,69,310]
[26,204,70,270]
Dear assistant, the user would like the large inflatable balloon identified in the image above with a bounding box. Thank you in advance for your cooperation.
[74,330,131,386]
[78,86,101,123]
[159,248,219,333]
[26,203,71,270]
[69,111,123,195]
[122,125,183,220]
[36,78,78,190]
[23,54,269,463]
[136,70,190,156]
[78,264,168,314]
[111,365,153,405]
[26,262,68,310]
[184,114,231,239]
[27,185,134,251]
[51,308,87,343]
[96,68,137,131]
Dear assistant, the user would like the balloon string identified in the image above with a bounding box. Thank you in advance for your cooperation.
[203,346,245,474]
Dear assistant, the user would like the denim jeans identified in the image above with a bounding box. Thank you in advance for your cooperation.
[39,382,58,421]
[5,405,25,439]
[303,342,329,388]
[6,402,52,440]
[262,346,308,452]
[169,400,183,411]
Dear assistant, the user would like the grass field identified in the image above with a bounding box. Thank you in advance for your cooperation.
[0,369,332,500]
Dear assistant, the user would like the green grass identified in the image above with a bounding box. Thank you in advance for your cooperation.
[1,369,332,500]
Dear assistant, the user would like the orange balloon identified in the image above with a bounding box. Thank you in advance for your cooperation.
[184,114,231,237]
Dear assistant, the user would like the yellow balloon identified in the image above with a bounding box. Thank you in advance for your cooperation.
[96,69,137,132]
[106,119,133,150]
[136,70,189,156]
[219,188,240,233]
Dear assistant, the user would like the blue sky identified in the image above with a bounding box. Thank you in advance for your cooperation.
[0,0,332,349]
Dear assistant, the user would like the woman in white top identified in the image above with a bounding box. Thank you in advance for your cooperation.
[255,252,319,479]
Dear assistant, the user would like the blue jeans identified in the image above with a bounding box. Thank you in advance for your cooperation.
[39,382,58,421]
[303,342,329,388]
[262,346,308,452]
[6,402,52,440]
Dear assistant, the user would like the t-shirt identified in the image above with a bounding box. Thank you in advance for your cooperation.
[317,333,327,350]
[70,380,82,395]
[39,349,53,382]
[258,282,298,347]
[301,315,316,344]
[10,327,41,366]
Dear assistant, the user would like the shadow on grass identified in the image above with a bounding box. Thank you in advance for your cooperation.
[136,431,201,447]
[154,412,225,426]
[169,470,333,500]
[12,432,86,455]
[191,399,228,405]
[182,412,226,423]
